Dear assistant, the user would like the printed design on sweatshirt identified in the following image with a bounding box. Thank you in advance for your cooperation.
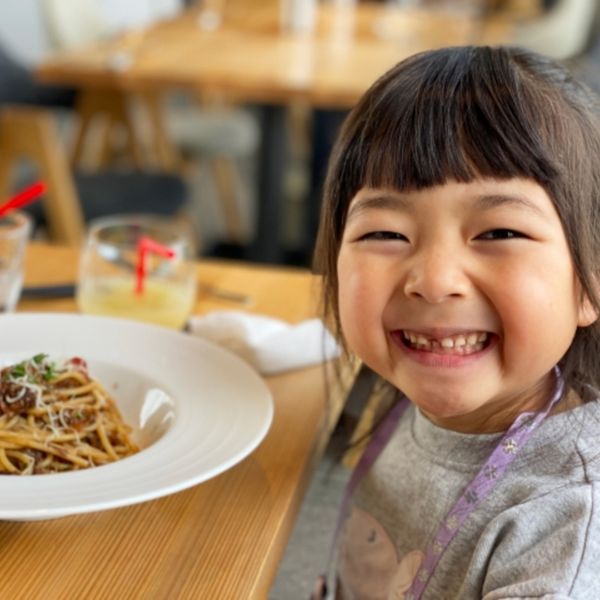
[337,507,424,600]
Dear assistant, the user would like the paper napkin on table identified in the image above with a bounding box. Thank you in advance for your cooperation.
[188,310,341,375]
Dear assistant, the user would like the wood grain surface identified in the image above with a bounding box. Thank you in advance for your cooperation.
[0,243,349,600]
[37,1,514,108]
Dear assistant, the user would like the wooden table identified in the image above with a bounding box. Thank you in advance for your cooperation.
[36,1,515,263]
[0,243,349,600]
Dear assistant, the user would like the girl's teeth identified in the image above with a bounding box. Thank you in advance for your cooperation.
[454,335,466,347]
[402,331,489,354]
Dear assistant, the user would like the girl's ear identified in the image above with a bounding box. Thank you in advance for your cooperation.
[578,293,599,327]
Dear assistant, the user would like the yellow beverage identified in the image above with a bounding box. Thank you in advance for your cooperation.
[77,277,196,329]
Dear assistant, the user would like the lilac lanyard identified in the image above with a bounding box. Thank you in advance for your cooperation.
[314,366,564,600]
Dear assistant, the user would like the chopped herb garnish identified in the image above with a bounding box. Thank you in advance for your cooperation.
[9,363,26,379]
[5,355,59,382]
[43,364,56,381]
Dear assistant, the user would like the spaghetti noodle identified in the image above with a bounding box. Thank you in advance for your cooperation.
[0,354,138,475]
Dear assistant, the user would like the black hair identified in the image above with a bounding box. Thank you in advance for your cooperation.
[315,45,600,397]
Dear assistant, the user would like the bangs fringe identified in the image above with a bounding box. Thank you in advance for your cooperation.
[350,46,562,193]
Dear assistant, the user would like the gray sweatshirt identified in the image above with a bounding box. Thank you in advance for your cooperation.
[335,400,600,599]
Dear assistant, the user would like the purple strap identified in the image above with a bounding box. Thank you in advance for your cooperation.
[314,366,564,600]
[406,366,564,599]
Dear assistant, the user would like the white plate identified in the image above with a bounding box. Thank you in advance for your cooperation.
[0,313,273,520]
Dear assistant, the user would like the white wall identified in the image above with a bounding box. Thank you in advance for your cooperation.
[0,0,183,65]
[99,0,182,32]
[0,1,52,65]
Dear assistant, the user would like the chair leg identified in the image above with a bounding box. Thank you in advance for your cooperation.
[0,152,14,203]
[209,156,247,244]
[71,89,145,170]
[137,91,181,171]
[0,106,84,245]
[70,99,95,169]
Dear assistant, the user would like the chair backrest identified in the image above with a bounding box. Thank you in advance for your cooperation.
[513,0,598,61]
[41,0,185,51]
[0,42,75,108]
[581,0,600,56]
[42,0,110,50]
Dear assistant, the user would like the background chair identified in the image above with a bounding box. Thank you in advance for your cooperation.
[564,2,600,93]
[0,38,75,109]
[42,0,259,247]
[512,0,598,60]
[0,43,188,245]
[0,105,188,245]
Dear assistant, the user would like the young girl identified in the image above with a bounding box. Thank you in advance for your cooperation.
[313,46,600,599]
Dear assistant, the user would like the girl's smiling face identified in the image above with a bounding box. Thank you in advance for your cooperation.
[337,178,597,433]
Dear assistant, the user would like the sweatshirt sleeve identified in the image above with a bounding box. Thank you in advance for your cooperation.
[481,482,600,600]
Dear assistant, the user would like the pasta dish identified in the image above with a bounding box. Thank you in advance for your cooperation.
[0,354,138,475]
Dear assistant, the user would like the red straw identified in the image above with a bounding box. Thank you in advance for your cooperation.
[0,181,46,218]
[135,235,176,294]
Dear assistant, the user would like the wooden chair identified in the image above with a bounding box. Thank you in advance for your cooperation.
[0,105,189,246]
[42,0,257,245]
[0,37,190,245]
[0,106,84,244]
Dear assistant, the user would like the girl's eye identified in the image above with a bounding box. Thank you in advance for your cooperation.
[477,229,526,240]
[359,231,407,241]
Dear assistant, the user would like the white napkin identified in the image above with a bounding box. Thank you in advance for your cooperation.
[188,310,340,375]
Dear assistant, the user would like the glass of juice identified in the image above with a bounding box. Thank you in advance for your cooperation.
[76,215,197,330]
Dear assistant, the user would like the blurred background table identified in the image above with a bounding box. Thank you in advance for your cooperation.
[35,0,515,264]
[0,242,349,599]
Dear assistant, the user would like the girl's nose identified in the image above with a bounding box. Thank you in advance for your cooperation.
[403,246,469,303]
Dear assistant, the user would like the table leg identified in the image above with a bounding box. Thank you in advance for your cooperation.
[306,108,347,260]
[248,104,287,264]
[240,105,346,266]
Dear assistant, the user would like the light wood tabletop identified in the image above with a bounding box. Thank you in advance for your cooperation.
[0,243,349,599]
[33,1,519,262]
[37,0,514,108]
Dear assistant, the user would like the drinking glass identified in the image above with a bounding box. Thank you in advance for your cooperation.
[0,211,31,312]
[76,215,197,330]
